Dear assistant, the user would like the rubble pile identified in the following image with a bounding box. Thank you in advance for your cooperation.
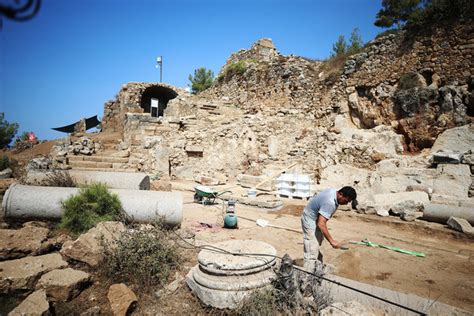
[0,221,137,315]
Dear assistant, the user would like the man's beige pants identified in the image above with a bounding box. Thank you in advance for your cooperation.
[301,208,324,273]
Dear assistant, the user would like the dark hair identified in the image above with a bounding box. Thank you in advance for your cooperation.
[338,186,357,200]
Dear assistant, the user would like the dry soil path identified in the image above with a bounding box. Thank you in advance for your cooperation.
[179,189,474,312]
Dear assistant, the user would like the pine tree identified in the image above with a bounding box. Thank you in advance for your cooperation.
[374,0,421,28]
[348,28,364,55]
[0,113,19,148]
[331,35,347,57]
[188,67,214,94]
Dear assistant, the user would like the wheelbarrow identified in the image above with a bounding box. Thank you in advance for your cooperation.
[194,185,231,205]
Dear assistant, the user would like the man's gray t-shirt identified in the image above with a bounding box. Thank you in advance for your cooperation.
[303,188,338,222]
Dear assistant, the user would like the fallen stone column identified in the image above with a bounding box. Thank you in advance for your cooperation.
[26,170,150,190]
[423,203,474,225]
[2,184,182,225]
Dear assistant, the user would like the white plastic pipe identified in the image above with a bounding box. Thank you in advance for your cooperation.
[2,184,182,225]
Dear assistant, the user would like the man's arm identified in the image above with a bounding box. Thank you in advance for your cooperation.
[317,215,340,249]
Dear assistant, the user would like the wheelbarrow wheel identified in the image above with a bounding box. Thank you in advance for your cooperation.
[194,193,202,203]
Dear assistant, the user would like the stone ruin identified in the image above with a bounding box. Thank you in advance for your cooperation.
[57,22,473,229]
[97,23,472,181]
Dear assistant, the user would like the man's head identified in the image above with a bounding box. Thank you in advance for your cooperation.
[337,186,357,205]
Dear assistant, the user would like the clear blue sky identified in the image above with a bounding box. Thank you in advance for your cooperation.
[1,0,383,141]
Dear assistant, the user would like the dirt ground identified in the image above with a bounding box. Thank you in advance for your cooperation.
[176,186,474,313]
[2,142,473,313]
[1,181,473,314]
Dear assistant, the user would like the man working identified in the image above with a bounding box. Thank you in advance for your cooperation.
[301,186,357,272]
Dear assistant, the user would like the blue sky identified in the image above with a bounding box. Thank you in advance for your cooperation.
[1,0,383,141]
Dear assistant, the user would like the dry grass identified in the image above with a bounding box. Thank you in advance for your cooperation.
[320,54,347,85]
[42,170,76,187]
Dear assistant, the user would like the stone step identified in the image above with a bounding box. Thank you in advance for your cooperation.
[69,161,112,169]
[200,104,218,110]
[68,167,138,173]
[68,155,129,164]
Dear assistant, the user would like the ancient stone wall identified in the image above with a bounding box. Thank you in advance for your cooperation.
[203,39,334,125]
[101,82,186,134]
[99,22,472,180]
[113,95,402,181]
[345,24,473,87]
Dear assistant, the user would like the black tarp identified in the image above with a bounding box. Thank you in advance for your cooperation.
[52,115,101,133]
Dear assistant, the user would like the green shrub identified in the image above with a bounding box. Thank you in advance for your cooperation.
[102,222,180,289]
[0,155,9,171]
[375,28,400,40]
[218,60,253,82]
[59,183,123,235]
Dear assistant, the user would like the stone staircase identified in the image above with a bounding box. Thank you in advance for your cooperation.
[64,149,134,172]
[199,103,222,115]
[196,100,230,116]
[62,132,137,172]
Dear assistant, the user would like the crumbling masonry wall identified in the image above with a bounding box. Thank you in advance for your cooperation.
[98,24,472,180]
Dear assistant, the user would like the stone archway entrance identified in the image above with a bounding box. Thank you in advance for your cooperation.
[140,85,178,117]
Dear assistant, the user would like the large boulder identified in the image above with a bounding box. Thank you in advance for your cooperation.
[370,166,437,195]
[60,221,125,267]
[430,124,474,155]
[0,253,68,293]
[432,164,471,198]
[359,191,430,217]
[36,268,91,301]
[390,200,424,222]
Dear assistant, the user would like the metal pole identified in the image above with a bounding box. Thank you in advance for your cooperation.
[156,56,163,83]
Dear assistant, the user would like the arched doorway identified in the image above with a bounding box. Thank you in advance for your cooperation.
[140,86,178,117]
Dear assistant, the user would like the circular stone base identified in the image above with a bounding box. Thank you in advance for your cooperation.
[198,239,277,275]
[187,239,278,309]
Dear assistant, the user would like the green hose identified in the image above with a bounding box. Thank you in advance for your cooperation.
[350,239,425,257]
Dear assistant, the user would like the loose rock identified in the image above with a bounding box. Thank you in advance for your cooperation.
[60,221,125,267]
[107,283,137,316]
[447,217,474,234]
[8,289,50,316]
[0,253,68,293]
[36,268,91,301]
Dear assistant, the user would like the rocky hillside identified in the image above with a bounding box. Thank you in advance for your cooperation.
[204,23,473,152]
